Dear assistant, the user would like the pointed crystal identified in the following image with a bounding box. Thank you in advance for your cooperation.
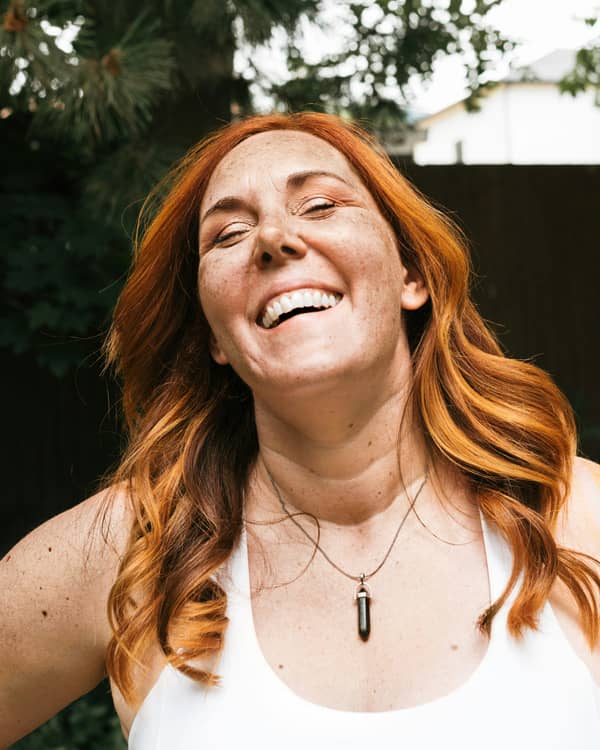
[356,586,371,641]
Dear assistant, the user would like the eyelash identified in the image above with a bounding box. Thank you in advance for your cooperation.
[213,228,245,245]
[303,199,336,213]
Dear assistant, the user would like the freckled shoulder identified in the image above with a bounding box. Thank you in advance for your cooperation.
[0,485,135,747]
[556,456,600,552]
[578,455,600,504]
[547,456,600,685]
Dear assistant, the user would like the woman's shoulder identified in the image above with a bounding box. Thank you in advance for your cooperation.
[556,456,600,552]
[546,457,600,686]
[0,484,136,746]
[1,483,136,664]
[2,482,135,628]
[4,483,135,612]
[573,455,600,501]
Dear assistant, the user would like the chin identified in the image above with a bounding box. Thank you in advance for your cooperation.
[251,356,379,397]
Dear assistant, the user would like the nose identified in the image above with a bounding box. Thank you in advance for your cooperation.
[253,220,307,269]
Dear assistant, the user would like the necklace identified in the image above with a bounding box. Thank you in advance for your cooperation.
[264,465,428,642]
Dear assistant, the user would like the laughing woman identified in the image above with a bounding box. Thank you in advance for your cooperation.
[2,112,600,749]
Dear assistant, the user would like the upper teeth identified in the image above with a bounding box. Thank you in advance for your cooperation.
[260,288,342,329]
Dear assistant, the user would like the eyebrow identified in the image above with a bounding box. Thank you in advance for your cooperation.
[199,170,352,224]
[286,169,352,189]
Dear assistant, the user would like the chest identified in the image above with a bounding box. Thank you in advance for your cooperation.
[125,518,600,749]
[247,525,492,711]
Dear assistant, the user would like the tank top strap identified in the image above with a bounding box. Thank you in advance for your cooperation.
[479,508,516,606]
[224,524,250,597]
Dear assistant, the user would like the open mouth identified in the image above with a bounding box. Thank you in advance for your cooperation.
[258,289,343,330]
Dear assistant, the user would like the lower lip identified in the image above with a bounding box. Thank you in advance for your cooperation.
[259,299,343,332]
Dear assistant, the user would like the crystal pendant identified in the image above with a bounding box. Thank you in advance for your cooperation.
[355,578,371,641]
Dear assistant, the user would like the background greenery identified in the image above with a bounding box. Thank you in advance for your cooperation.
[0,0,570,376]
[2,1,598,747]
[10,684,125,750]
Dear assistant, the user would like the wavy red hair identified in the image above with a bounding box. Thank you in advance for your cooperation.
[104,112,600,703]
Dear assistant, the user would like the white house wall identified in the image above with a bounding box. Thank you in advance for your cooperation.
[414,83,600,165]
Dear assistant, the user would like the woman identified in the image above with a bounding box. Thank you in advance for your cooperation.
[1,112,599,749]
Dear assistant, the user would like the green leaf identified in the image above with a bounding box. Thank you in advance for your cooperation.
[32,11,178,146]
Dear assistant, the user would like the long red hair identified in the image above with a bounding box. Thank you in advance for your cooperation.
[104,112,599,703]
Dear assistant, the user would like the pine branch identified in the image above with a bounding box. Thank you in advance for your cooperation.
[0,0,74,105]
[34,11,177,144]
[232,0,320,44]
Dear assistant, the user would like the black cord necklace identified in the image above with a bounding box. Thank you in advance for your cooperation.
[264,466,428,642]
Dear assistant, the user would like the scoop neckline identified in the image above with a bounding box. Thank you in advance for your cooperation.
[236,509,505,719]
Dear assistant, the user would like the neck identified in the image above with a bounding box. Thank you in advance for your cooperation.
[247,384,429,529]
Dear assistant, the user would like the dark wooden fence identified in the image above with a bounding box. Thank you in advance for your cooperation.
[3,164,599,554]
[400,163,600,462]
[2,355,122,555]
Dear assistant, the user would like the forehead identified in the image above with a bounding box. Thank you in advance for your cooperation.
[201,130,361,207]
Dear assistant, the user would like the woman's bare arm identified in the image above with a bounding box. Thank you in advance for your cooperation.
[0,487,132,748]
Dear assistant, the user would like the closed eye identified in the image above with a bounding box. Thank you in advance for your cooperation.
[213,223,250,245]
[302,199,336,214]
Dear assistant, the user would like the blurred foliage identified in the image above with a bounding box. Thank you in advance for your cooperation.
[0,0,318,374]
[268,0,516,123]
[1,0,597,378]
[560,13,600,106]
[10,681,126,750]
[1,110,129,374]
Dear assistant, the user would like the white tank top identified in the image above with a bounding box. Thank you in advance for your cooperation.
[128,513,600,749]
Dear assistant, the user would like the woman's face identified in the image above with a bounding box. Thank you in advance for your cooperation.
[197,130,427,397]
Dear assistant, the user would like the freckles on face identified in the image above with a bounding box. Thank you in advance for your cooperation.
[197,248,251,369]
[196,130,412,388]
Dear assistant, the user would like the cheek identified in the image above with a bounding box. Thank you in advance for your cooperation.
[325,213,402,283]
[197,255,243,331]
[335,218,405,328]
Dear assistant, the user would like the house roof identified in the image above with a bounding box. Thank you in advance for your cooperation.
[504,49,576,83]
[416,49,577,125]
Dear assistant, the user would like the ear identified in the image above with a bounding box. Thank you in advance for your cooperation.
[209,332,230,365]
[400,263,429,311]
